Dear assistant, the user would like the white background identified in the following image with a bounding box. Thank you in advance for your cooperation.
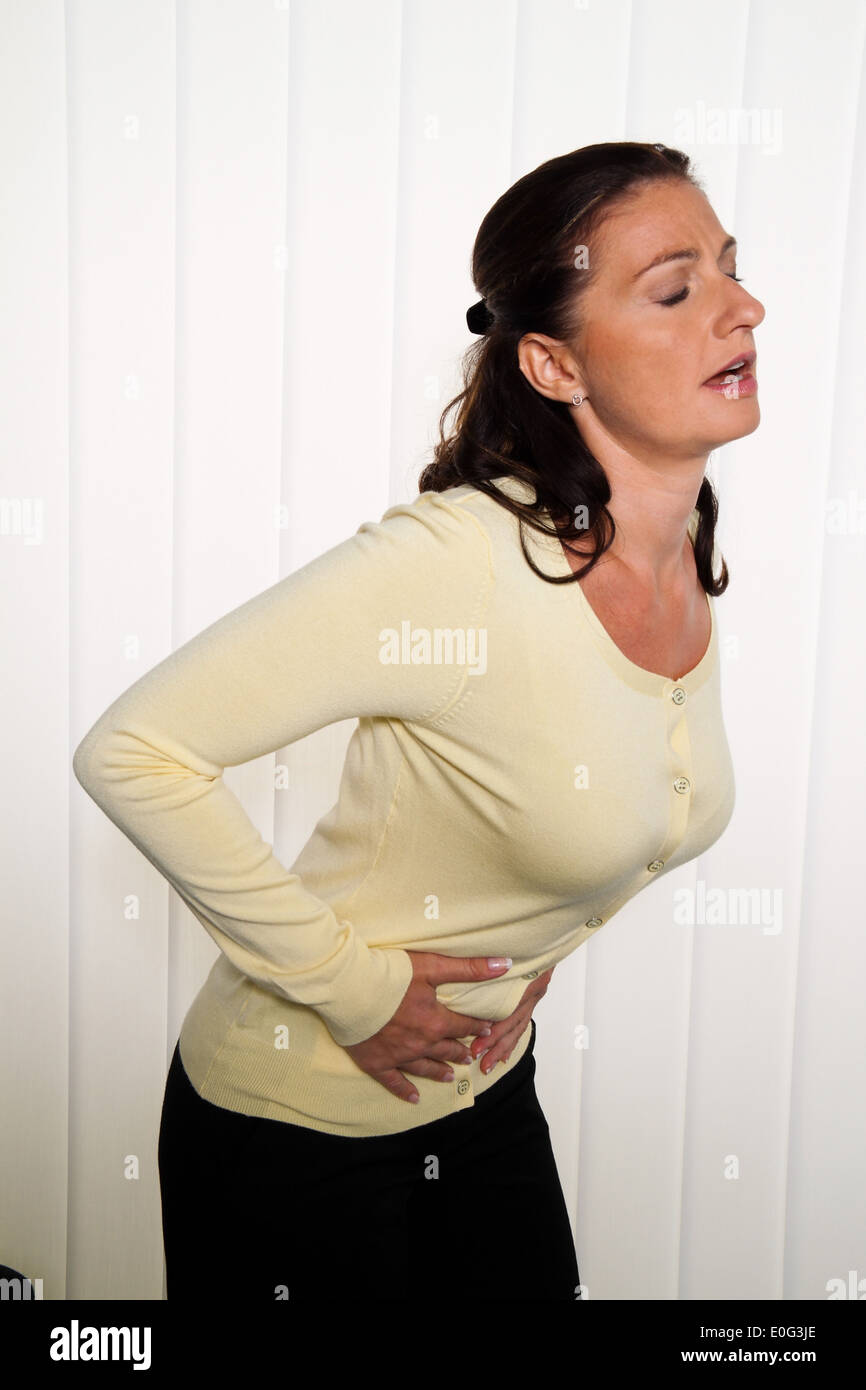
[2,0,865,1300]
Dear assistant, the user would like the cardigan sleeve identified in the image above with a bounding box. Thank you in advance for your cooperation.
[72,491,493,1047]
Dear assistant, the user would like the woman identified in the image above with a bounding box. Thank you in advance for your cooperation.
[73,141,763,1302]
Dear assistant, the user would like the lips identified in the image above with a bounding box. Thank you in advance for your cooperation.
[704,350,757,383]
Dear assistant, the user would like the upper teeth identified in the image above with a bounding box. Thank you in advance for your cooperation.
[726,360,746,371]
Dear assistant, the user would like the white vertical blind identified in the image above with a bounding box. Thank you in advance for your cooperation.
[1,0,863,1300]
[0,0,70,1306]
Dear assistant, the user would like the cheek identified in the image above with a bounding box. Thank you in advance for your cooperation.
[629,344,699,404]
[587,324,664,391]
[584,325,698,417]
[593,363,701,437]
[594,355,670,411]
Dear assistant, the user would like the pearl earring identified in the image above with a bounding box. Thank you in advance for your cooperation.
[571,393,585,407]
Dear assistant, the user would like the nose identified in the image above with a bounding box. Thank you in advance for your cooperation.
[718,278,765,337]
[735,281,765,329]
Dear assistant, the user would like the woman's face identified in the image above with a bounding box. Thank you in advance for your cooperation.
[562,178,765,459]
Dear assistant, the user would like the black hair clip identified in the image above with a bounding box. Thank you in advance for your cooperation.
[466,298,495,334]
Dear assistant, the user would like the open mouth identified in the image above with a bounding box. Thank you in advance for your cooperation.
[703,351,756,385]
[702,350,758,396]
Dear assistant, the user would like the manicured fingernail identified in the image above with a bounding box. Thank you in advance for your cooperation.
[487,958,512,970]
[479,1027,492,1036]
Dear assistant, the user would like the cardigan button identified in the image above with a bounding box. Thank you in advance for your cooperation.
[523,970,540,980]
[457,1079,470,1096]
[671,687,686,704]
[647,860,664,872]
[585,916,603,928]
[673,776,691,794]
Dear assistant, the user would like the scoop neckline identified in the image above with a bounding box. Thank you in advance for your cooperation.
[562,546,716,695]
[489,474,717,697]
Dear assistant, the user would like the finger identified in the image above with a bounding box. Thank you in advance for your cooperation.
[469,1020,504,1058]
[469,1006,528,1058]
[468,1009,530,1062]
[477,1014,531,1074]
[399,1055,462,1083]
[382,1038,474,1069]
[419,953,513,988]
[441,1008,502,1037]
[418,1038,476,1066]
[469,977,548,1062]
[479,1039,516,1074]
[370,1067,424,1105]
[372,1053,463,1103]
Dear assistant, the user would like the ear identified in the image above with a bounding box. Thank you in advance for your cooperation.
[517,332,585,404]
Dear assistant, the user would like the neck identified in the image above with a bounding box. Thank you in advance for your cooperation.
[568,432,708,591]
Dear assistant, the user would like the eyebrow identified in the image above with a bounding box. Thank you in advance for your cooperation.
[631,235,738,281]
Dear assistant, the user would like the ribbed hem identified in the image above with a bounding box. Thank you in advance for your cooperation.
[180,995,533,1139]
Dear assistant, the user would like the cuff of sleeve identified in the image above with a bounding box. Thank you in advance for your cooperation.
[304,938,415,1047]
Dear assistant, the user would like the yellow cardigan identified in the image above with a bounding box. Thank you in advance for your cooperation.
[73,475,735,1137]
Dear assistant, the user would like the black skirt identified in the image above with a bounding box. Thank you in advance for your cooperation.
[158,1016,581,1302]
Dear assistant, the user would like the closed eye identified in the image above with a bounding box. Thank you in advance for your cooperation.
[660,274,743,307]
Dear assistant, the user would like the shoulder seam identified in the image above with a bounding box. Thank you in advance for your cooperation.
[411,493,495,726]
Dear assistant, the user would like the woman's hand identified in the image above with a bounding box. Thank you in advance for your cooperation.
[342,949,513,1104]
[469,966,554,1074]
[342,952,554,1104]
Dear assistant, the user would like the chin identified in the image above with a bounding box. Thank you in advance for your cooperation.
[702,400,761,448]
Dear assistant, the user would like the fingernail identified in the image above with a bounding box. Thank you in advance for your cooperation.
[487,957,512,970]
[479,1027,492,1037]
[443,1070,455,1081]
[409,1093,420,1103]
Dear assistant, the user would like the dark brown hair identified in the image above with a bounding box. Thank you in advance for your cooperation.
[418,141,729,595]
